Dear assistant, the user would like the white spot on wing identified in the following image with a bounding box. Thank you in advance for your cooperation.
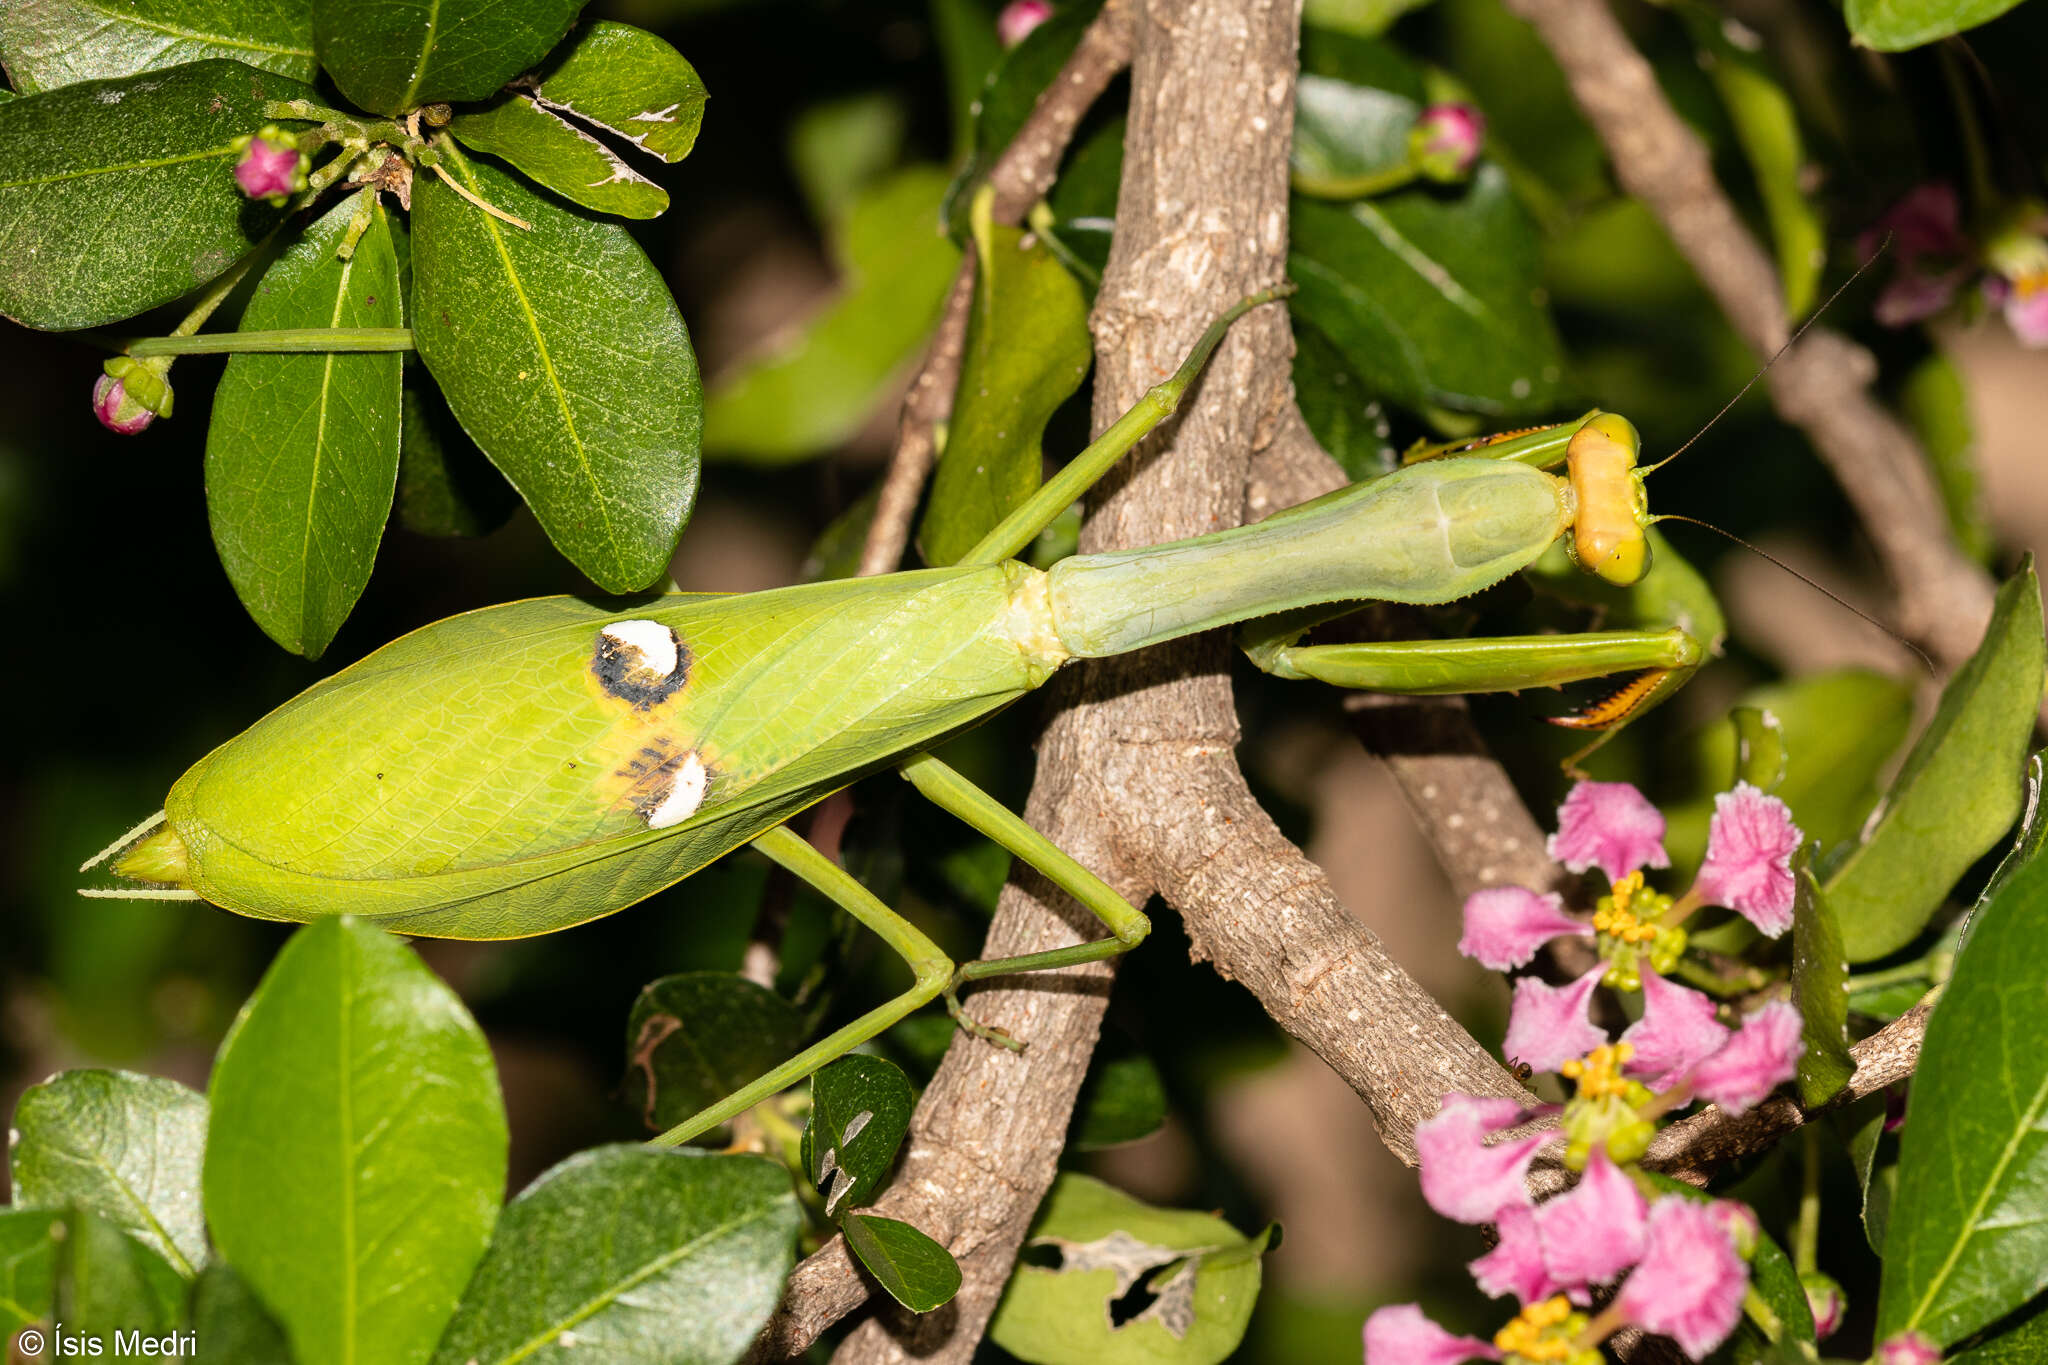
[603,619,678,678]
[644,752,707,829]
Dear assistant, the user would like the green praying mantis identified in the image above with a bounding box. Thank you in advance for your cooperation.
[86,285,1726,1148]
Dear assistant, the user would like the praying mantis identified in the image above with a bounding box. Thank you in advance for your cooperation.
[87,285,1725,1148]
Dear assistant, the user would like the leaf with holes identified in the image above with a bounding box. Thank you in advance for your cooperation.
[0,60,313,330]
[622,972,808,1136]
[428,1145,800,1365]
[989,1173,1273,1365]
[412,144,701,592]
[206,189,403,658]
[9,1070,208,1279]
[801,1055,913,1219]
[841,1213,962,1314]
[311,0,583,115]
[0,0,315,93]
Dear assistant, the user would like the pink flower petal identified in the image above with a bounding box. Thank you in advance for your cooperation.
[1548,781,1669,881]
[1459,887,1592,970]
[1470,1204,1561,1302]
[1502,966,1610,1075]
[1534,1147,1648,1289]
[996,0,1053,46]
[1615,1197,1749,1360]
[1695,783,1801,937]
[1416,1094,1547,1224]
[235,135,302,200]
[1412,103,1485,180]
[1801,1272,1845,1342]
[1363,1304,1503,1365]
[1875,1331,1942,1365]
[1690,1002,1804,1115]
[1621,968,1730,1091]
[1874,266,1969,326]
[2005,282,2048,347]
[92,373,153,435]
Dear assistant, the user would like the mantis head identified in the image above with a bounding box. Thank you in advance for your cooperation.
[1565,411,1652,588]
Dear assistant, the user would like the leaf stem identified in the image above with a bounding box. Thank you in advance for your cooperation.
[171,228,282,338]
[1842,958,1933,994]
[122,328,416,357]
[1794,1125,1821,1276]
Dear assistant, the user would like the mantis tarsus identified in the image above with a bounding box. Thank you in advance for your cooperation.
[88,285,1723,1147]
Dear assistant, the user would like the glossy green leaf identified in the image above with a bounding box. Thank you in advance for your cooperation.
[311,0,583,115]
[1842,1092,1902,1253]
[946,0,1103,233]
[0,0,314,93]
[8,1070,208,1278]
[0,60,312,330]
[802,1054,914,1218]
[429,1145,801,1365]
[919,200,1090,566]
[412,145,701,592]
[1846,0,2030,51]
[51,1207,185,1342]
[206,190,403,658]
[623,972,808,1136]
[190,1261,294,1365]
[1902,350,1994,565]
[0,1208,61,1338]
[1293,322,1394,481]
[1827,564,2044,961]
[1289,33,1427,201]
[396,375,519,537]
[1073,1045,1168,1150]
[1679,3,1822,319]
[841,1213,961,1314]
[1875,824,2048,1346]
[205,917,507,1365]
[1966,751,2048,950]
[702,167,959,463]
[990,1174,1272,1365]
[1790,862,1853,1108]
[450,94,668,219]
[1289,164,1568,419]
[1951,1296,2048,1363]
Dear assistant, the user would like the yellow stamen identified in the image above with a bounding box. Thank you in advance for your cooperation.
[1494,1296,1579,1359]
[1559,1042,1636,1100]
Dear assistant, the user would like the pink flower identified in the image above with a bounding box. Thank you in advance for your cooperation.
[1694,783,1800,936]
[1689,1001,1803,1115]
[1533,1147,1648,1289]
[1470,1203,1561,1302]
[1875,1331,1942,1365]
[1502,966,1609,1075]
[2003,279,2048,347]
[92,372,154,434]
[234,129,305,202]
[1411,104,1485,181]
[996,0,1053,46]
[1614,1198,1749,1359]
[1363,1304,1502,1364]
[1416,1095,1548,1224]
[1547,781,1669,882]
[1621,969,1729,1091]
[1459,887,1591,970]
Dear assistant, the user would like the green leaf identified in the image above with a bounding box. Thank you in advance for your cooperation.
[1289,164,1568,419]
[190,1261,294,1365]
[450,94,668,219]
[1827,563,2044,961]
[1951,1296,2048,1363]
[397,374,519,537]
[802,1055,914,1218]
[0,60,312,330]
[206,190,403,658]
[429,1145,800,1365]
[205,917,507,1365]
[623,972,807,1136]
[0,1208,61,1338]
[1790,862,1854,1108]
[0,0,315,93]
[1291,74,1417,198]
[51,1207,185,1342]
[311,0,583,115]
[946,0,1104,234]
[1875,813,2048,1348]
[789,93,908,229]
[412,144,701,592]
[1846,0,2030,51]
[918,196,1090,566]
[1293,322,1394,481]
[1073,1045,1168,1150]
[1842,1092,1902,1254]
[701,167,960,463]
[929,0,999,161]
[8,1070,208,1278]
[841,1213,961,1314]
[1901,350,1994,566]
[990,1173,1272,1365]
[1302,0,1438,38]
[1968,751,2048,947]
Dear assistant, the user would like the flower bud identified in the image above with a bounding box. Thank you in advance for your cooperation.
[1799,1271,1845,1341]
[233,126,308,204]
[997,0,1053,47]
[1876,1331,1941,1365]
[1410,104,1485,183]
[92,356,174,435]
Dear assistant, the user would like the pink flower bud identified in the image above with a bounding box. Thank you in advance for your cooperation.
[1548,781,1670,882]
[1415,1094,1549,1225]
[997,0,1053,47]
[1693,783,1801,937]
[1689,1001,1803,1115]
[91,356,173,434]
[1459,886,1592,970]
[1502,966,1609,1074]
[93,372,154,434]
[1800,1271,1845,1341]
[1364,1303,1503,1364]
[1876,1331,1942,1365]
[1614,1197,1750,1359]
[1621,968,1729,1092]
[1410,104,1485,182]
[234,127,306,203]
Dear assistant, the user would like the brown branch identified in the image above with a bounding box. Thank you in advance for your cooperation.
[855,0,1137,578]
[1500,0,1997,673]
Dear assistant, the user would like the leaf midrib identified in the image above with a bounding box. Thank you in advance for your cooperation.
[298,237,360,646]
[45,1132,196,1278]
[0,144,236,191]
[397,0,447,112]
[337,933,359,1363]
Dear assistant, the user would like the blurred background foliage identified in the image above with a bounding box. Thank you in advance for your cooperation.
[5,0,2048,1358]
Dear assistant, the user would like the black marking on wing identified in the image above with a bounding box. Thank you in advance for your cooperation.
[592,625,691,709]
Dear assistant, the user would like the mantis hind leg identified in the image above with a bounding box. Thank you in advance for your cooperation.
[648,823,953,1148]
[898,753,1150,1047]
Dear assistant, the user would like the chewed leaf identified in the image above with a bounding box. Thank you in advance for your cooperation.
[516,21,708,164]
[623,973,806,1136]
[451,92,668,219]
[801,1055,914,1217]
